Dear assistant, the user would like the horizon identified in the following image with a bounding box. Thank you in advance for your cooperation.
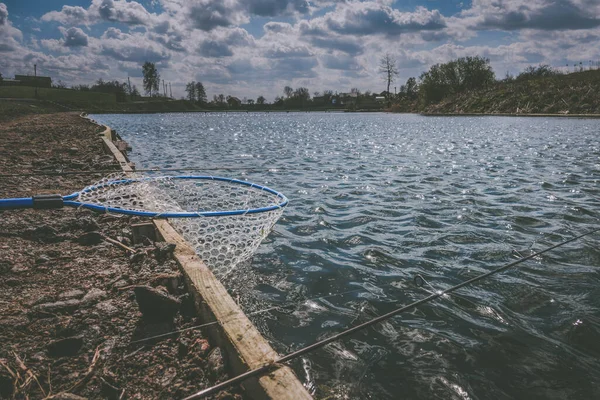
[1,1,599,101]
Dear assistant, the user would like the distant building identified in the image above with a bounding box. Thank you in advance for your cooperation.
[14,75,52,88]
[227,96,241,107]
[375,96,386,102]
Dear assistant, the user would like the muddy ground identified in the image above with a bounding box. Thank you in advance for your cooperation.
[0,113,238,399]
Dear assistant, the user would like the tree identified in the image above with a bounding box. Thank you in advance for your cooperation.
[130,85,140,98]
[419,56,495,105]
[185,81,197,101]
[283,86,293,98]
[293,87,310,100]
[247,99,255,105]
[217,94,225,104]
[195,81,206,103]
[142,61,160,96]
[379,53,398,102]
[257,95,266,105]
[404,77,418,99]
[516,65,558,81]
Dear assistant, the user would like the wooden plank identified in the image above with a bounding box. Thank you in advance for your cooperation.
[100,136,133,172]
[154,220,313,400]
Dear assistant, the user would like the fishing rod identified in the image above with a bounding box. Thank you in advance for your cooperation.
[0,165,327,178]
[182,227,600,400]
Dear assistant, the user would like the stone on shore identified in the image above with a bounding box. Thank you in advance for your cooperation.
[133,285,181,321]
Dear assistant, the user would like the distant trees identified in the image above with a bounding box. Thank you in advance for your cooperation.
[142,61,160,96]
[379,53,399,102]
[283,86,293,98]
[185,82,196,101]
[195,81,206,103]
[516,65,559,81]
[257,95,266,105]
[293,87,310,101]
[0,72,3,85]
[419,56,495,105]
[91,78,128,102]
[404,77,418,99]
[185,81,207,103]
[53,80,67,89]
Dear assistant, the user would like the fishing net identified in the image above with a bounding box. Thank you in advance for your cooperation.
[76,174,287,276]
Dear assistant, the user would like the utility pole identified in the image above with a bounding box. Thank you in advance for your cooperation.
[169,82,172,98]
[34,64,38,98]
[127,76,132,95]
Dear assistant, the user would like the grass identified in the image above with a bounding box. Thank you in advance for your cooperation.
[0,100,69,123]
[421,69,600,115]
[0,86,117,109]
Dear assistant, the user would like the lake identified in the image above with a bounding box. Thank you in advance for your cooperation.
[91,112,600,399]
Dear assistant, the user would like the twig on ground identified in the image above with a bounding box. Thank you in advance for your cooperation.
[103,235,135,253]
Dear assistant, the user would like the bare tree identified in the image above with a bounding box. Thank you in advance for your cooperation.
[283,86,293,98]
[379,53,398,100]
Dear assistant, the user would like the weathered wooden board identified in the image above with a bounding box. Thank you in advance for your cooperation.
[154,220,312,400]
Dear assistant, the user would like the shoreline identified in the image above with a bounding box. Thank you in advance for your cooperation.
[0,112,236,399]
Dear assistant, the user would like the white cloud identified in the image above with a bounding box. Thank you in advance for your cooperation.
[62,27,89,47]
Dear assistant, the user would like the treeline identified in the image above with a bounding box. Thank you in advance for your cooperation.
[67,61,170,102]
[184,81,207,103]
[72,79,140,102]
[389,56,586,112]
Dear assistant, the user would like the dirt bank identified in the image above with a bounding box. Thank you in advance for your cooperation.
[0,113,236,399]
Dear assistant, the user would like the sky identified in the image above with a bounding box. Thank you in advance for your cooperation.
[1,0,600,100]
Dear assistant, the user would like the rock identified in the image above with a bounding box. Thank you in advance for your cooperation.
[58,289,85,300]
[160,367,177,387]
[95,300,118,316]
[25,225,60,243]
[32,299,81,315]
[133,285,181,321]
[112,279,129,290]
[5,278,19,287]
[207,348,225,378]
[77,231,103,246]
[0,316,29,328]
[129,251,146,264]
[81,288,106,306]
[0,260,13,274]
[10,264,29,273]
[47,336,84,357]
[154,242,176,262]
[36,254,51,264]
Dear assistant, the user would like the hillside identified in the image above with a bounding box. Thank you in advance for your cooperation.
[420,69,600,115]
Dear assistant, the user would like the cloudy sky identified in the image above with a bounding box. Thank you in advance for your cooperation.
[1,0,599,100]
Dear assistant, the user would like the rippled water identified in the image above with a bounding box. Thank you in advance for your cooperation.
[92,112,600,399]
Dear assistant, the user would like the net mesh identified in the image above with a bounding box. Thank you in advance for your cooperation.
[77,174,285,276]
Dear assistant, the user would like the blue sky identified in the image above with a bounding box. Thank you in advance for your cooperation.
[1,1,599,100]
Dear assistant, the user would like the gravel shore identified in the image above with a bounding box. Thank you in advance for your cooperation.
[0,113,235,399]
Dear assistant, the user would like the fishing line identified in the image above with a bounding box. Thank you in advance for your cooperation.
[129,282,404,344]
[182,227,600,400]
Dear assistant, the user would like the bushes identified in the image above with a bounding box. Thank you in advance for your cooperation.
[418,56,495,105]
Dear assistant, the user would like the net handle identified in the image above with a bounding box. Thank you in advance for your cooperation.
[0,175,288,218]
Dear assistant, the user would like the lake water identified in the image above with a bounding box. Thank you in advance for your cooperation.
[91,112,600,399]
